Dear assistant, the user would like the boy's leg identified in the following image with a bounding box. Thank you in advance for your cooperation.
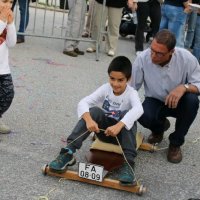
[67,107,107,152]
[117,123,137,185]
[0,75,14,134]
[49,107,106,172]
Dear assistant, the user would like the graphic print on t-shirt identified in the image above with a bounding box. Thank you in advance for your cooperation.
[102,95,122,120]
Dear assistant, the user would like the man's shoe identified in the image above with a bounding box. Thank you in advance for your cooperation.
[148,132,164,144]
[86,47,96,53]
[148,118,170,144]
[63,50,78,57]
[167,145,182,163]
[0,120,11,134]
[74,48,84,55]
[17,38,25,44]
[49,148,76,173]
[82,32,90,38]
[107,49,115,57]
[119,162,137,186]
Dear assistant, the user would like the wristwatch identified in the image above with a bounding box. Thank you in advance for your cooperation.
[184,84,189,92]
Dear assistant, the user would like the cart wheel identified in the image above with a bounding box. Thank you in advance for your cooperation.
[137,185,147,196]
[41,164,48,175]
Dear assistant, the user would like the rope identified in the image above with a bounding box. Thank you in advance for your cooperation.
[65,129,90,148]
[64,128,136,181]
[37,178,65,200]
[152,136,200,151]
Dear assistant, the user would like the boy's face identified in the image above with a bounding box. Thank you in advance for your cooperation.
[109,71,128,96]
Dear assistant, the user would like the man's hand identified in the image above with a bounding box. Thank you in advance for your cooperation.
[105,121,125,137]
[165,85,186,108]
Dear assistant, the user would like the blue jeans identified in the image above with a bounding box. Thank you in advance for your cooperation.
[12,0,30,39]
[193,15,200,62]
[67,107,137,163]
[159,4,187,47]
[138,94,199,147]
[184,11,198,49]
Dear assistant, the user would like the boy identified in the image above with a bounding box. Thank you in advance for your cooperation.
[49,56,144,185]
[0,0,16,134]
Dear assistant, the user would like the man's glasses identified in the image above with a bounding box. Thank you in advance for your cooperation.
[150,48,170,58]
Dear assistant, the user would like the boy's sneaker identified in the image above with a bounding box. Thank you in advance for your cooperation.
[0,120,11,134]
[119,162,137,186]
[49,148,76,173]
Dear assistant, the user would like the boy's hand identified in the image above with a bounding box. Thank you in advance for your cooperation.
[82,112,100,133]
[105,121,125,137]
[7,10,13,24]
[86,119,99,133]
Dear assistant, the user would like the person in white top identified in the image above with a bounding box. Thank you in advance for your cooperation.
[0,0,16,134]
[48,56,143,186]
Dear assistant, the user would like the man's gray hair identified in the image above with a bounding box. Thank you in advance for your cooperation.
[154,29,176,51]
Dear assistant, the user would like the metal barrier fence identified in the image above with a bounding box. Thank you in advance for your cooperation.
[13,0,107,60]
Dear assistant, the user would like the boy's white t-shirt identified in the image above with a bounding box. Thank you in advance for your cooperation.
[78,83,144,130]
[0,20,16,75]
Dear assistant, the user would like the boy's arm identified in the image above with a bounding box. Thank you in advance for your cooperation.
[120,90,144,130]
[77,84,107,119]
[82,112,100,133]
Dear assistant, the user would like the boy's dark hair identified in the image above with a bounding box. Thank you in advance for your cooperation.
[154,29,176,51]
[107,56,132,80]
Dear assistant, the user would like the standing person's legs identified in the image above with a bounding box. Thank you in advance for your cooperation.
[149,0,161,37]
[82,0,95,37]
[193,16,200,62]
[184,11,198,49]
[106,6,123,56]
[165,5,187,47]
[159,4,169,30]
[87,1,108,52]
[0,74,14,134]
[135,2,149,53]
[63,0,86,56]
[15,0,30,43]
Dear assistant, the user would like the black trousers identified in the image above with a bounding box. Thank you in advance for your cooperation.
[135,0,161,51]
[138,94,199,146]
[67,107,137,163]
[0,74,14,118]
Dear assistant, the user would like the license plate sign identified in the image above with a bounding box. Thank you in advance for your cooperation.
[78,162,104,182]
